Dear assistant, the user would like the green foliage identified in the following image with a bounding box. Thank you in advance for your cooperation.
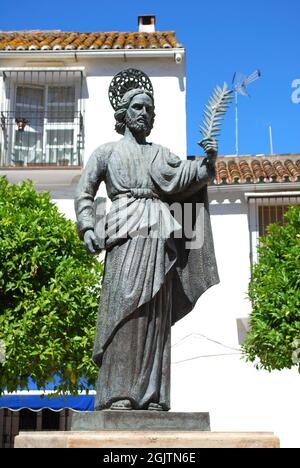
[0,176,103,394]
[242,205,300,372]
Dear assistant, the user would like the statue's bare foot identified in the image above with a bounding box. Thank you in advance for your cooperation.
[109,399,132,410]
[148,403,164,411]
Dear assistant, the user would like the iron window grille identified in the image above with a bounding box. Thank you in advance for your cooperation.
[247,192,300,264]
[0,68,85,167]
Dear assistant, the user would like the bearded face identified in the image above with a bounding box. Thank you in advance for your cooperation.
[125,114,149,134]
[125,93,154,136]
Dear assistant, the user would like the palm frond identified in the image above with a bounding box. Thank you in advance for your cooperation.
[198,82,233,146]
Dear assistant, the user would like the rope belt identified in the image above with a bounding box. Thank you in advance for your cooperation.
[111,188,160,201]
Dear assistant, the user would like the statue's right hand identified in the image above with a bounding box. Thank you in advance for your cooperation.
[83,230,102,255]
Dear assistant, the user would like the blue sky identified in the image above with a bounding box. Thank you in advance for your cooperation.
[1,0,299,156]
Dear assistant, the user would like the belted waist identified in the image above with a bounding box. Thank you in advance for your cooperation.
[111,188,160,201]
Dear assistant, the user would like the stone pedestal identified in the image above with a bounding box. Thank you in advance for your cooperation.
[15,431,279,448]
[71,410,210,432]
[14,410,279,448]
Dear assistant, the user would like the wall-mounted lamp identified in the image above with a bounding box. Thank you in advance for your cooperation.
[175,53,183,64]
[15,118,29,131]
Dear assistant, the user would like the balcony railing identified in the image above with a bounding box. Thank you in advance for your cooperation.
[0,110,84,167]
[0,67,85,168]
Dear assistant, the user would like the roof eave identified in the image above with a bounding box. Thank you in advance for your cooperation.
[209,181,300,194]
[0,48,185,60]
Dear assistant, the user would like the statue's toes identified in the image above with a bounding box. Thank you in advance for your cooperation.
[147,403,164,411]
[109,399,132,410]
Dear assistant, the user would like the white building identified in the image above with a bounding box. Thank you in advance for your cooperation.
[0,19,300,448]
[0,17,185,219]
[172,154,300,449]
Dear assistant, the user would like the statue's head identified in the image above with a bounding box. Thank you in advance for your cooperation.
[114,88,155,136]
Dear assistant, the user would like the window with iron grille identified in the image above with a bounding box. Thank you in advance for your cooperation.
[258,204,290,236]
[0,68,84,167]
[247,192,300,264]
[237,192,300,343]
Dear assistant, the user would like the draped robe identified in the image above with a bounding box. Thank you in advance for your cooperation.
[75,137,219,410]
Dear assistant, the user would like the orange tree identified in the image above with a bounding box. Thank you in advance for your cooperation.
[0,177,103,394]
[242,205,300,372]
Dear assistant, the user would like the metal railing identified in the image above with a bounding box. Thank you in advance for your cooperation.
[0,68,85,167]
[247,192,300,264]
[0,109,84,167]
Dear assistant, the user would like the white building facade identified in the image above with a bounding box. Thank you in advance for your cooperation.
[172,155,300,448]
[1,24,300,448]
[0,24,186,219]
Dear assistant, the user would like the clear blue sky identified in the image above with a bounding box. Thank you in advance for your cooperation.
[1,0,299,156]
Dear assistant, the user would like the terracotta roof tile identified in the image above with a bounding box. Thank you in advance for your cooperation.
[166,33,183,48]
[157,34,171,48]
[124,33,135,49]
[285,159,298,179]
[262,159,277,181]
[64,33,78,47]
[102,33,117,49]
[82,35,96,48]
[251,159,265,182]
[137,34,148,49]
[0,30,183,51]
[194,154,300,185]
[227,160,240,182]
[148,34,159,49]
[273,160,290,180]
[89,33,106,50]
[113,34,126,49]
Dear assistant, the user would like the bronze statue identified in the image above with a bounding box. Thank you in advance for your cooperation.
[75,69,219,411]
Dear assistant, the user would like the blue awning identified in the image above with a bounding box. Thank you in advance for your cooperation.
[0,392,95,411]
[0,378,95,411]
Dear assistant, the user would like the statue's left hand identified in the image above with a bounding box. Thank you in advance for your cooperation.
[200,138,218,161]
[83,229,102,255]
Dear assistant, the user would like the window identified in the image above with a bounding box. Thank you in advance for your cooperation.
[0,69,84,167]
[0,408,72,448]
[41,409,60,430]
[247,192,300,264]
[14,86,44,165]
[19,409,37,431]
[258,204,290,236]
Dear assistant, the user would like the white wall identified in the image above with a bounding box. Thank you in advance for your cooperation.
[171,353,300,448]
[53,199,76,221]
[171,187,300,448]
[81,57,187,162]
[172,188,251,351]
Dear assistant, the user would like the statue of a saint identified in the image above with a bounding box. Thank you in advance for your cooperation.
[75,69,219,411]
